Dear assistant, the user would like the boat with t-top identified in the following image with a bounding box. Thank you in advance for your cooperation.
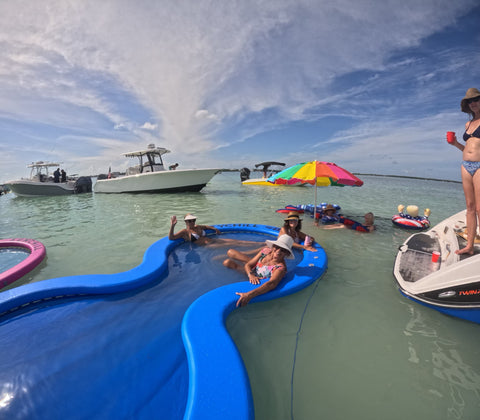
[5,162,92,197]
[93,144,220,194]
[241,161,287,186]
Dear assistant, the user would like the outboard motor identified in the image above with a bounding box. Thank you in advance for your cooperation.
[240,167,251,182]
[74,177,93,193]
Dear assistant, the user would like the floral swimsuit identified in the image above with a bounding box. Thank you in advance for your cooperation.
[252,248,284,279]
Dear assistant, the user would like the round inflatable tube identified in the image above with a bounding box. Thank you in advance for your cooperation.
[275,205,304,214]
[0,239,46,289]
[391,214,430,230]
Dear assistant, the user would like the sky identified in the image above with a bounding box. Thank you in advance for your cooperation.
[1,0,479,183]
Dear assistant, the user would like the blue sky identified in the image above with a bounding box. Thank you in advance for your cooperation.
[1,0,479,183]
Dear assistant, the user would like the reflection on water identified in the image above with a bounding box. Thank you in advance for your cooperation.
[0,249,29,272]
[403,303,480,418]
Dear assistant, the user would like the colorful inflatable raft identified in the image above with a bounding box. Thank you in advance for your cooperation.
[392,205,431,230]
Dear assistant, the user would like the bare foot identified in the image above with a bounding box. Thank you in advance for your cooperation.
[455,247,474,255]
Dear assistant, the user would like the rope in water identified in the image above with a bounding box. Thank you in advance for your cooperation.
[290,275,323,420]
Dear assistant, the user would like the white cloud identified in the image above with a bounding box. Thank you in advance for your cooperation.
[140,122,158,131]
[0,0,478,181]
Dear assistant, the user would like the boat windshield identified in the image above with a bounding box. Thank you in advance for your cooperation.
[28,162,59,182]
[124,145,170,174]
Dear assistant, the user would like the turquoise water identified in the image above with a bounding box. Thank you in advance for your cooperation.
[1,172,479,419]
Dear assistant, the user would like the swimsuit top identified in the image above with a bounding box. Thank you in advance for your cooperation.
[463,122,480,141]
[252,248,284,279]
[190,230,205,242]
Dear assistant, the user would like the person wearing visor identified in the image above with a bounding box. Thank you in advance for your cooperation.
[448,88,480,255]
[223,234,294,307]
[169,213,221,245]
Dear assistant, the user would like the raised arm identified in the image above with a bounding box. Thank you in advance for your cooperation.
[169,215,186,240]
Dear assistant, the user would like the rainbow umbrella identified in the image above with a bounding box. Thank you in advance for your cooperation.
[267,160,363,219]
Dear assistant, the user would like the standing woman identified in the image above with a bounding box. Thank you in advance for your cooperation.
[449,88,480,255]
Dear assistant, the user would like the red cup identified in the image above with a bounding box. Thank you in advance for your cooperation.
[447,131,455,144]
[432,251,440,263]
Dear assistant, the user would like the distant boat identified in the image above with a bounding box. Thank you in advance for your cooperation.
[5,162,92,197]
[241,161,290,186]
[93,144,220,194]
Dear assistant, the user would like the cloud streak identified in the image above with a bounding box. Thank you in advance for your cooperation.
[0,0,478,181]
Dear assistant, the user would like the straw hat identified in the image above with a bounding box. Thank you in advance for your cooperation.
[284,211,302,221]
[461,88,480,113]
[324,204,336,212]
[184,214,197,221]
[265,234,294,259]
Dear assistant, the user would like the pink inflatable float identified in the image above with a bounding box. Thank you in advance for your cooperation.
[0,238,46,289]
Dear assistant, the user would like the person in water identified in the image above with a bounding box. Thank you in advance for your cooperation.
[323,212,375,232]
[223,234,294,307]
[169,214,221,244]
[448,88,480,255]
[279,211,316,251]
[317,204,341,224]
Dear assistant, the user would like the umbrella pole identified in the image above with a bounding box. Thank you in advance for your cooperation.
[314,185,317,221]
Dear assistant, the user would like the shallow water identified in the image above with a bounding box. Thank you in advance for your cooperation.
[0,248,29,272]
[1,172,479,419]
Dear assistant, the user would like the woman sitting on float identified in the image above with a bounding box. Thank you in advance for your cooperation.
[279,211,316,251]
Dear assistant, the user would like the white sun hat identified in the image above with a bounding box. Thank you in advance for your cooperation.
[265,234,294,259]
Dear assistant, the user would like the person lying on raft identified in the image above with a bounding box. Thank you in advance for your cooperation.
[322,212,375,232]
[223,235,294,307]
[279,211,316,251]
[169,214,221,245]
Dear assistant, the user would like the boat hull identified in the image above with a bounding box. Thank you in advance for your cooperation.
[93,168,220,193]
[393,209,480,324]
[5,181,76,197]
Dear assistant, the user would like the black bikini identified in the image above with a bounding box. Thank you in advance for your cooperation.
[463,121,480,141]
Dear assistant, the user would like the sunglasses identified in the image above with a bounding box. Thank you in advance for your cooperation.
[272,245,288,253]
[467,96,480,104]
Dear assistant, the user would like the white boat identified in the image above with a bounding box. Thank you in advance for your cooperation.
[393,209,480,324]
[5,162,92,197]
[93,144,220,194]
